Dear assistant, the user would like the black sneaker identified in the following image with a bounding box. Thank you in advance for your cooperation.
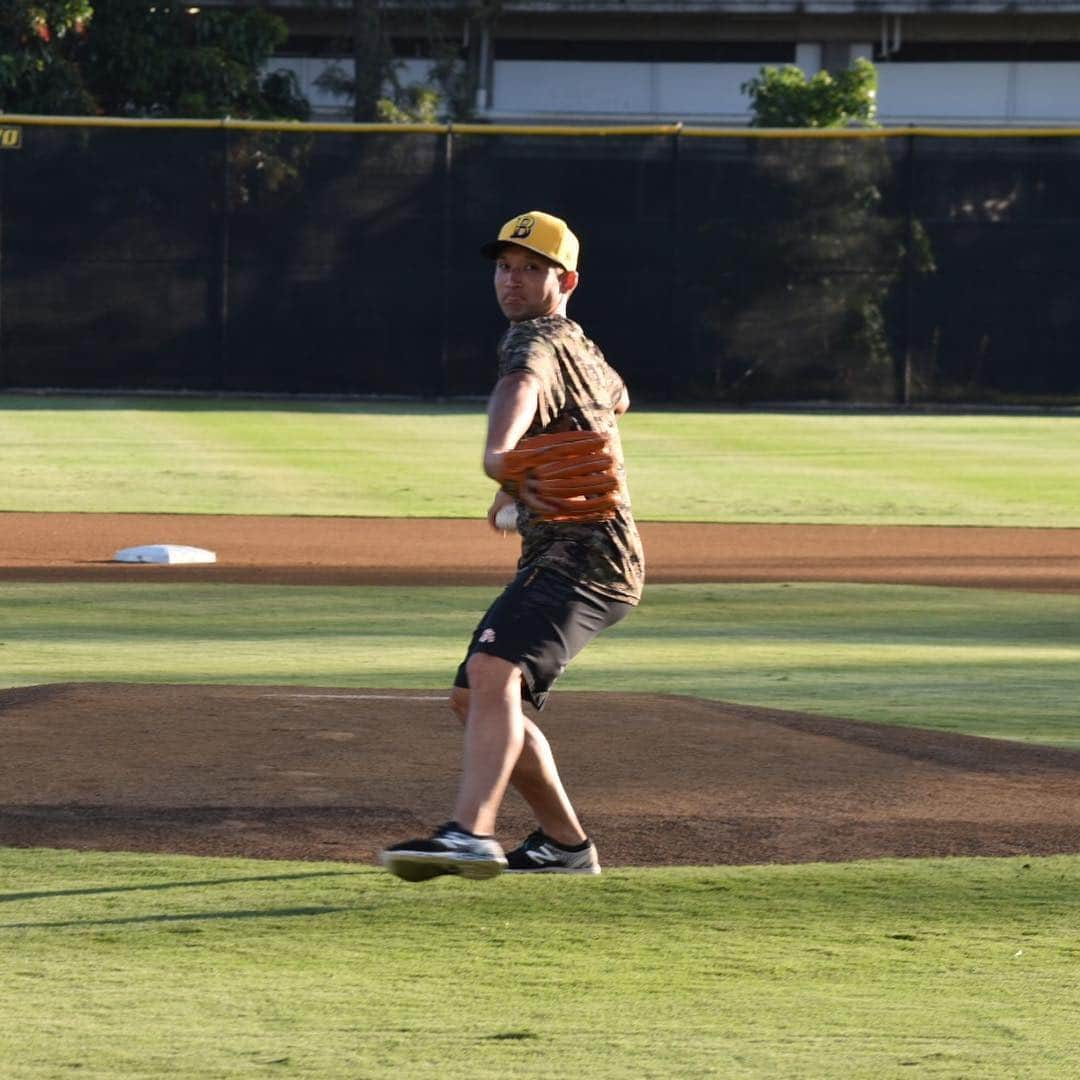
[505,830,601,875]
[380,822,507,882]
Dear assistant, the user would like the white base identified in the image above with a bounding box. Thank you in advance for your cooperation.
[113,544,217,565]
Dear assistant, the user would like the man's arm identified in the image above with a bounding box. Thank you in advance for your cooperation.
[482,370,541,480]
[482,370,564,517]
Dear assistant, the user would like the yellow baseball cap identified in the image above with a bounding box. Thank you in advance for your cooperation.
[480,211,579,272]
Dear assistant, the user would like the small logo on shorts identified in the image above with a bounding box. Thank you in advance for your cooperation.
[479,628,496,644]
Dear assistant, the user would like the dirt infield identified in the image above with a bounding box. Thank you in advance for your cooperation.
[2,513,1079,867]
[3,512,1080,591]
[4,683,1080,867]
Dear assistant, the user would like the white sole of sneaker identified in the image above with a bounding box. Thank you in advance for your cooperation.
[506,866,601,875]
[381,851,506,882]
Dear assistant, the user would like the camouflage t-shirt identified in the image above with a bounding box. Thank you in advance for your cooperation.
[497,314,645,605]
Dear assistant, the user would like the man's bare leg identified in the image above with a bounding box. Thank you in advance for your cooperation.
[451,653,527,836]
[450,678,588,847]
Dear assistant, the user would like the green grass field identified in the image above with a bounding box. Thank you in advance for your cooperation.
[3,848,1079,1079]
[3,397,1079,1077]
[4,581,1080,747]
[2,395,1079,524]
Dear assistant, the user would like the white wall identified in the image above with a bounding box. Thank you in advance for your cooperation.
[266,54,1080,125]
[492,57,1080,126]
[876,62,1011,122]
[489,59,765,121]
[1008,63,1080,122]
[876,62,1080,124]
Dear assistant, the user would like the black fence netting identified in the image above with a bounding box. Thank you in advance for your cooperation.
[3,123,223,391]
[2,118,1079,404]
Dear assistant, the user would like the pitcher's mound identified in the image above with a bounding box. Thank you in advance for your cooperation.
[3,683,1079,866]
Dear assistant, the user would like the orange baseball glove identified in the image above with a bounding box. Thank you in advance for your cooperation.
[498,430,621,523]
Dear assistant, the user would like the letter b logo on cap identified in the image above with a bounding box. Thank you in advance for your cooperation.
[510,216,535,239]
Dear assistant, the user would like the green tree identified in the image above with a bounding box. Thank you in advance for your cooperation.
[742,58,879,129]
[1,1,309,119]
[79,1,308,119]
[0,0,96,114]
[376,85,440,124]
[348,0,392,122]
[419,0,502,122]
[315,0,501,123]
[713,59,931,402]
[311,0,413,123]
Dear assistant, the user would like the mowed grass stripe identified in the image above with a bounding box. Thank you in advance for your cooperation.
[3,581,1079,747]
[3,396,1080,524]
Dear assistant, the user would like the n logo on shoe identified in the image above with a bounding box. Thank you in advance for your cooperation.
[527,845,562,865]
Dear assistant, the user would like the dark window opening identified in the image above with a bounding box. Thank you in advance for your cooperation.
[883,41,1080,63]
[495,39,796,64]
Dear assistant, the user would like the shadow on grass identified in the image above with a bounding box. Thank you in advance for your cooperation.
[0,905,349,930]
[0,870,361,904]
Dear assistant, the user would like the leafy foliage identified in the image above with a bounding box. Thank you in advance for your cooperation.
[314,53,443,124]
[377,85,441,124]
[742,58,879,129]
[419,0,503,122]
[314,0,502,123]
[80,1,308,119]
[0,0,96,114]
[0,0,309,119]
[722,137,901,400]
[717,59,931,401]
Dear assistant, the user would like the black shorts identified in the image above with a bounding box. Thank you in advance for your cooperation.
[454,566,634,710]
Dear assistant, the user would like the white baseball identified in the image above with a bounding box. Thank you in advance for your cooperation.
[494,504,519,531]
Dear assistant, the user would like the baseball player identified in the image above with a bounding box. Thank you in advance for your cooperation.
[381,211,645,881]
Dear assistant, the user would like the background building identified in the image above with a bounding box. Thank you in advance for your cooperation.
[245,0,1080,125]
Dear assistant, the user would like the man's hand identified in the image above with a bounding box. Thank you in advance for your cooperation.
[488,489,517,532]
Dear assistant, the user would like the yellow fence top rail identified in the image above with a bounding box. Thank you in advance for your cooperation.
[4,114,1080,138]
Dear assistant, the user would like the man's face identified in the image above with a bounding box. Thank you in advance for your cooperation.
[493,244,568,322]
